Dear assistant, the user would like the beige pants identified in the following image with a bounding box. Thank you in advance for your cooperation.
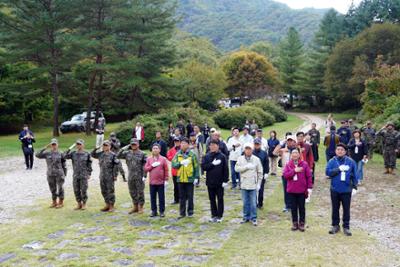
[269,156,278,174]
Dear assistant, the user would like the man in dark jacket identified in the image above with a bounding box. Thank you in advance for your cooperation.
[19,124,35,170]
[202,139,229,223]
[253,138,269,209]
[150,131,168,157]
[337,121,352,145]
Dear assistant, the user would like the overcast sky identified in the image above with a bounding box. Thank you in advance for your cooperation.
[274,0,362,14]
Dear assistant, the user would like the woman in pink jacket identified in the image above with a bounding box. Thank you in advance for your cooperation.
[144,144,169,217]
[283,148,313,232]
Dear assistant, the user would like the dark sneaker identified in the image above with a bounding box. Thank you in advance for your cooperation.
[188,214,194,218]
[170,201,178,205]
[177,215,186,220]
[329,225,340,235]
[159,212,165,217]
[343,228,352,236]
[298,222,305,232]
[291,222,299,231]
[240,219,249,224]
[149,212,157,217]
[216,217,223,223]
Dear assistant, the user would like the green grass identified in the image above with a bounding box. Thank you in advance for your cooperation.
[0,123,121,158]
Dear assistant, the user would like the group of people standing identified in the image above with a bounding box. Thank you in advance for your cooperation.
[19,115,399,236]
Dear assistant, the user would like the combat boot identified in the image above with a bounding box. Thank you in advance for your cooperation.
[389,168,395,175]
[50,199,57,208]
[100,203,110,212]
[108,203,115,212]
[128,203,139,214]
[138,204,144,214]
[74,202,82,210]
[81,202,86,210]
[384,168,390,174]
[56,198,64,209]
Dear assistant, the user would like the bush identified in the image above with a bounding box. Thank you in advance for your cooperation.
[244,99,287,122]
[214,106,275,129]
[115,106,216,148]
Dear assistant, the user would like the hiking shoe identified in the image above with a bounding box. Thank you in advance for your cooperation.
[299,222,305,232]
[240,219,249,224]
[343,228,352,236]
[160,212,165,218]
[149,212,157,217]
[216,218,223,223]
[209,217,217,223]
[291,222,299,231]
[329,225,340,235]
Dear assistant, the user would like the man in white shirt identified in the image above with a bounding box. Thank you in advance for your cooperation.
[133,122,144,142]
[255,129,268,151]
[227,127,242,189]
[239,126,254,145]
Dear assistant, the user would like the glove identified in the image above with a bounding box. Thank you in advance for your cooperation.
[352,189,357,196]
[362,159,368,164]
[180,159,190,167]
[339,165,346,172]
[236,179,239,184]
[164,181,168,188]
[151,161,161,168]
[343,165,350,172]
[256,184,261,191]
[142,176,146,182]
[222,182,228,188]
[307,188,313,195]
[306,189,312,203]
[194,179,199,185]
[122,145,130,150]
[68,144,76,150]
[263,173,268,180]
[212,159,221,166]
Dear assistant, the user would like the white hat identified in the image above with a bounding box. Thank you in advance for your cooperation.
[210,128,217,133]
[286,135,296,141]
[243,143,254,149]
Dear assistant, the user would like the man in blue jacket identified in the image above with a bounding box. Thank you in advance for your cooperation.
[326,143,358,236]
[253,138,269,209]
[337,120,352,145]
[19,124,35,170]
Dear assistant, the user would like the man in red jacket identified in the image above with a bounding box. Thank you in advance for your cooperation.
[167,137,181,204]
[144,144,169,217]
[296,132,315,182]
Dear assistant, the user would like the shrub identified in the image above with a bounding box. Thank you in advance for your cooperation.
[245,99,287,122]
[115,106,216,148]
[214,106,275,129]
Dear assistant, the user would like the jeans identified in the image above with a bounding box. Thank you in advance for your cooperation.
[150,184,165,214]
[281,177,290,209]
[241,189,257,221]
[207,186,224,218]
[172,176,179,203]
[178,183,194,216]
[288,193,306,223]
[230,160,240,187]
[257,178,266,207]
[355,160,364,182]
[331,190,352,229]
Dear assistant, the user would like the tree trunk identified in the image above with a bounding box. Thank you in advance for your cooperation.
[94,72,103,132]
[51,72,60,137]
[85,71,96,136]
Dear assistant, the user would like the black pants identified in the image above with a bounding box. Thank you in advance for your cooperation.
[172,176,179,203]
[207,186,224,218]
[281,177,291,209]
[178,183,194,216]
[331,190,352,229]
[288,193,306,223]
[23,149,34,169]
[257,178,266,207]
[150,184,165,214]
[311,144,319,162]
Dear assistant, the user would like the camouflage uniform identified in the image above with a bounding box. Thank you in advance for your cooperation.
[377,128,400,169]
[362,126,376,159]
[117,149,147,205]
[64,150,92,203]
[91,150,119,204]
[110,137,126,180]
[35,149,66,201]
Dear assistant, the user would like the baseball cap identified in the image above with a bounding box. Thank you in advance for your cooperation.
[254,138,262,144]
[173,136,181,142]
[286,135,296,141]
[76,139,84,145]
[244,143,253,149]
[103,140,111,146]
[130,138,139,145]
[50,138,58,145]
[210,128,217,133]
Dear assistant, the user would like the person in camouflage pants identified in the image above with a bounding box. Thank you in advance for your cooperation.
[117,138,147,214]
[377,122,400,175]
[361,121,376,159]
[64,139,92,210]
[91,140,119,212]
[109,132,127,182]
[35,138,67,208]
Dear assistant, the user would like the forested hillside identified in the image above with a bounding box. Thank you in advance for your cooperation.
[177,0,327,51]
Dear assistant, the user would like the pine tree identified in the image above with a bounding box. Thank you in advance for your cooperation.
[278,27,304,107]
[0,0,79,136]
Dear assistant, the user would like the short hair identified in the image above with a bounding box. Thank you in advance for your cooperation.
[296,131,305,137]
[210,139,219,145]
[336,143,348,151]
[285,132,292,137]
[180,137,189,144]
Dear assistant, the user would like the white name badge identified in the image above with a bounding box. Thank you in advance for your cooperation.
[355,146,359,154]
[293,174,298,181]
[341,171,346,181]
[28,145,33,148]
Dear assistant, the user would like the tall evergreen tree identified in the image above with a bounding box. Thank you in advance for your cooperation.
[278,27,304,107]
[0,0,78,136]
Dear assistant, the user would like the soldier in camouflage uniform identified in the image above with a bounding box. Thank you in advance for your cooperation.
[117,138,147,214]
[35,138,67,208]
[91,140,119,212]
[377,122,400,175]
[109,132,127,182]
[64,139,92,210]
[361,121,376,159]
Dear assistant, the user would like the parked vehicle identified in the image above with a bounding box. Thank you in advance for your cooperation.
[60,111,105,133]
